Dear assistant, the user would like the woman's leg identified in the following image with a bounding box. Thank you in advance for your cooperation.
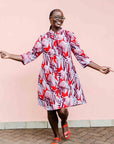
[57,108,69,125]
[47,110,60,138]
[57,108,70,138]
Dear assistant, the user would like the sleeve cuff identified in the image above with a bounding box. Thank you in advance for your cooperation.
[20,54,26,65]
[82,59,92,68]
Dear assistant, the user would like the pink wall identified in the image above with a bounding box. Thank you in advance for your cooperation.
[0,0,114,122]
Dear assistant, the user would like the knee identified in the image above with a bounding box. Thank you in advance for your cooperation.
[57,108,69,119]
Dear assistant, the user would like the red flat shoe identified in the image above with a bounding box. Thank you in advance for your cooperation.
[62,123,71,139]
[51,137,61,144]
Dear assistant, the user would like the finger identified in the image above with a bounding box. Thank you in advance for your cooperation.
[106,67,114,72]
[1,54,4,58]
[0,50,4,52]
[105,70,109,74]
[103,68,110,74]
[0,50,5,53]
[100,69,107,74]
[102,68,108,72]
[0,52,5,57]
[109,68,114,72]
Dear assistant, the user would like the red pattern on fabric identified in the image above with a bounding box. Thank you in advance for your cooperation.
[21,28,92,110]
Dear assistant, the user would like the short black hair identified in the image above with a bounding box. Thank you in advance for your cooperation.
[49,9,62,19]
[49,9,62,30]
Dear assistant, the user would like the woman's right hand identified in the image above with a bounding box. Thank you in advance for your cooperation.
[0,50,11,59]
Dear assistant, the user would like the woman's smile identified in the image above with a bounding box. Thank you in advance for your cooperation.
[55,20,62,27]
[49,10,65,31]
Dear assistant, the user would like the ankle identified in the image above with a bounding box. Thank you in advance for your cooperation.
[54,134,61,138]
[61,120,67,126]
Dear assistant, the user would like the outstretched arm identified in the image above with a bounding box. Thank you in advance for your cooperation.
[0,50,23,62]
[68,31,113,74]
[0,35,43,65]
[87,61,113,74]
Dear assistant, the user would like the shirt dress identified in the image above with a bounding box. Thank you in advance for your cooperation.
[21,28,92,111]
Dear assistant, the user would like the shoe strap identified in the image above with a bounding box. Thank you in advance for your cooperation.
[64,130,71,136]
[62,123,68,128]
[53,137,61,141]
[64,130,71,139]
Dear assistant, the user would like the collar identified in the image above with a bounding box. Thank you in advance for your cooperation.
[49,27,64,35]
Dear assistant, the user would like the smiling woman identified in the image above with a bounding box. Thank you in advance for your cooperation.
[49,9,65,31]
[0,8,113,144]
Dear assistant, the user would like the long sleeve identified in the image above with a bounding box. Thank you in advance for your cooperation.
[70,32,92,68]
[21,35,43,65]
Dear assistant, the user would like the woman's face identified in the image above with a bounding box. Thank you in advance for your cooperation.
[50,10,65,29]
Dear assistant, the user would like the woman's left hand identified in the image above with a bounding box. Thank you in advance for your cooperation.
[99,66,114,74]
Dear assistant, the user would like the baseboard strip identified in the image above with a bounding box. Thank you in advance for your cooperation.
[0,120,113,129]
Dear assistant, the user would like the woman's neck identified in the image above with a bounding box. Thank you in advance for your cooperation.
[51,27,62,32]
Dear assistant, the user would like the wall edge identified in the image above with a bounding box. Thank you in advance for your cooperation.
[0,120,113,129]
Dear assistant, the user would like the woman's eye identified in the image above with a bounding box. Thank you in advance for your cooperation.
[55,16,59,19]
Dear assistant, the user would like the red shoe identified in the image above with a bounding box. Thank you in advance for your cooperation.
[62,123,71,139]
[51,137,61,144]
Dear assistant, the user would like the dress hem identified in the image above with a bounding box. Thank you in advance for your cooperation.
[38,100,87,111]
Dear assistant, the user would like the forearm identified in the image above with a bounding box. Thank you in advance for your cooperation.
[9,53,23,62]
[87,61,101,71]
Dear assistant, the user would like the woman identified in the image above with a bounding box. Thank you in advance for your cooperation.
[0,9,113,144]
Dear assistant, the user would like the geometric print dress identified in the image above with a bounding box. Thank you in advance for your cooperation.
[21,28,92,111]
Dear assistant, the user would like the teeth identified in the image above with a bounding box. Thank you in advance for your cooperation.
[56,21,61,25]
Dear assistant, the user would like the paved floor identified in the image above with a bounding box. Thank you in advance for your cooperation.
[0,127,113,144]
